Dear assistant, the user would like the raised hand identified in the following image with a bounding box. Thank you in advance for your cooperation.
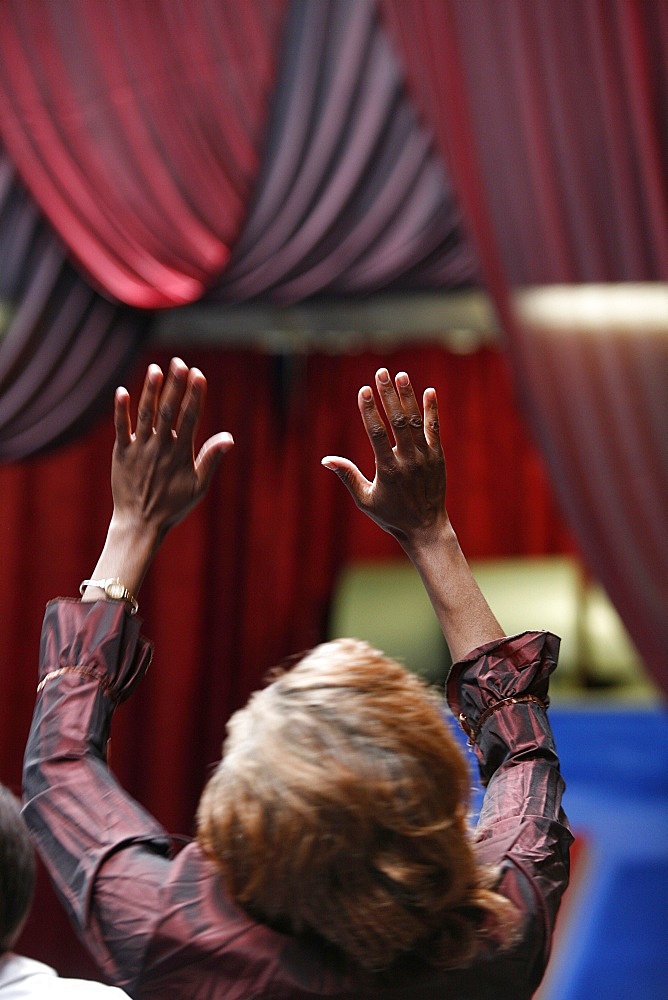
[323,368,503,661]
[112,357,234,537]
[322,368,448,546]
[82,358,233,607]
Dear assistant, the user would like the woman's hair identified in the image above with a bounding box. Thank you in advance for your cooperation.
[0,785,36,953]
[197,638,518,971]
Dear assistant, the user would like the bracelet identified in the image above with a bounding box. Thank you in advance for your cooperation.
[37,664,114,696]
[79,577,138,615]
[462,693,548,747]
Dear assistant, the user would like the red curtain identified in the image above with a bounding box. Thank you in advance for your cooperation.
[0,0,287,307]
[380,0,668,691]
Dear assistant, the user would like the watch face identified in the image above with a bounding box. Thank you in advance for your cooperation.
[106,582,124,600]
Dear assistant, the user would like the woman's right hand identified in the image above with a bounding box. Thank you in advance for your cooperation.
[81,358,233,607]
[111,357,234,540]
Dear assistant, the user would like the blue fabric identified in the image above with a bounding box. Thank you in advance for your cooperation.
[536,707,668,1000]
[446,705,668,1000]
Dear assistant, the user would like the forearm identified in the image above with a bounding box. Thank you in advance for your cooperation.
[402,519,504,663]
[23,600,169,987]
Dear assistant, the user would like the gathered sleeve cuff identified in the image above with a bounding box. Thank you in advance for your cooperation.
[446,630,560,733]
[38,598,153,702]
[446,631,561,782]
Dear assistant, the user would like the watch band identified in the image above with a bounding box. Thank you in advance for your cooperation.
[79,577,139,615]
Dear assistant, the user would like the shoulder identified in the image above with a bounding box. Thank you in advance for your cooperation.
[48,979,130,998]
[0,952,129,998]
[0,953,57,986]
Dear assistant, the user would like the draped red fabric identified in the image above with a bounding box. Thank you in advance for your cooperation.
[0,0,287,307]
[379,0,668,692]
[2,342,574,973]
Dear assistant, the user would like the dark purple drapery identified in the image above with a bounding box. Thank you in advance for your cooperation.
[206,0,478,302]
[0,146,151,459]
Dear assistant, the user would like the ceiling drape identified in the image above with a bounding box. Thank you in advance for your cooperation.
[379,0,668,689]
[0,0,477,458]
[206,0,478,302]
[0,0,288,308]
[0,147,151,459]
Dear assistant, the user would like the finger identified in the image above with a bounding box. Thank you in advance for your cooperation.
[358,382,395,468]
[175,367,206,453]
[194,432,234,492]
[114,387,132,449]
[422,387,443,453]
[394,371,427,450]
[321,455,372,508]
[156,357,188,444]
[374,368,413,454]
[135,364,163,442]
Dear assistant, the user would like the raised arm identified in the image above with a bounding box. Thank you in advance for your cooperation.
[23,358,235,991]
[81,357,234,608]
[322,367,504,663]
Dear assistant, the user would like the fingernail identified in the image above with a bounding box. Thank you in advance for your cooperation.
[321,458,336,470]
[377,369,390,384]
[361,386,373,401]
[396,372,409,386]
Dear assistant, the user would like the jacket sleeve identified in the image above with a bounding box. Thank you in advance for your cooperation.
[446,631,573,989]
[22,599,173,993]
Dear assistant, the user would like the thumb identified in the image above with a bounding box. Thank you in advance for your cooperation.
[321,455,370,505]
[195,432,234,490]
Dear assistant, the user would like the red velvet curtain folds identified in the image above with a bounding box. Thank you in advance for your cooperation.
[380,0,668,690]
[0,0,288,308]
[0,0,476,310]
[0,0,477,457]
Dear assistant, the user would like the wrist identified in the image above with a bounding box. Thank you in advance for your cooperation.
[81,516,162,605]
[106,511,163,549]
[400,516,458,561]
[79,577,139,614]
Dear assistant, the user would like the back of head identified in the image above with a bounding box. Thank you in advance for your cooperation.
[0,785,36,953]
[198,639,517,971]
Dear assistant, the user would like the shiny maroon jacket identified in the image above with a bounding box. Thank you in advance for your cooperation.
[23,600,571,999]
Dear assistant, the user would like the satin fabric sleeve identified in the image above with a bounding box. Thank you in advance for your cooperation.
[446,631,573,991]
[22,599,173,994]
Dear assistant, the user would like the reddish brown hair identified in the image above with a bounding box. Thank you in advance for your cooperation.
[197,639,517,970]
